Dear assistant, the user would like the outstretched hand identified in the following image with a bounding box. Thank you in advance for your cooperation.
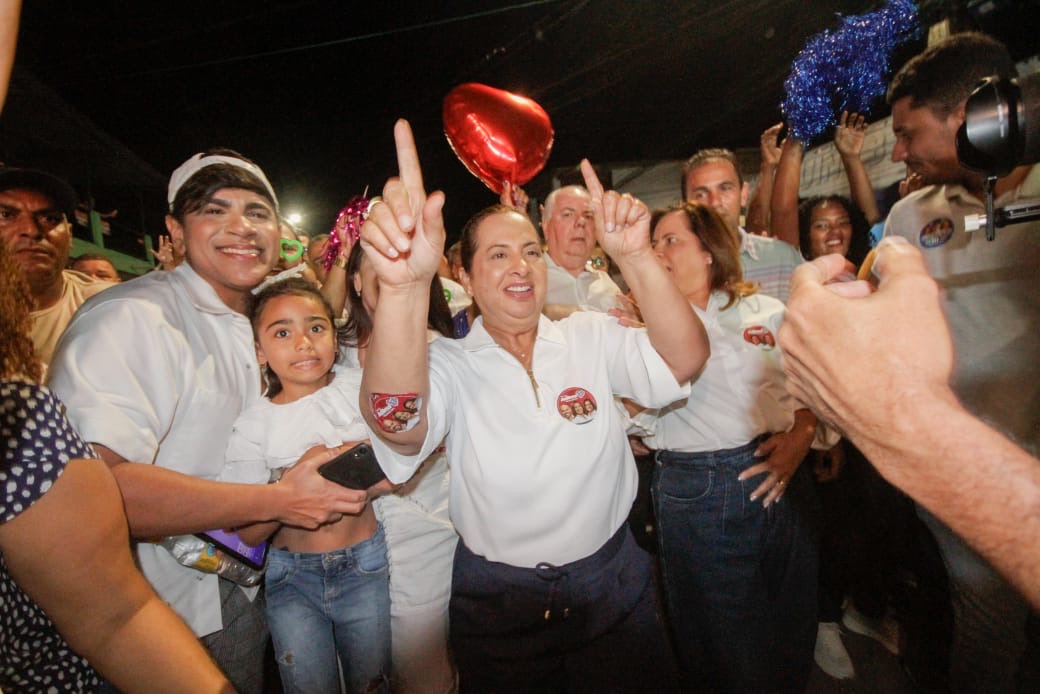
[579,159,652,262]
[760,122,784,167]
[360,119,446,289]
[834,111,868,159]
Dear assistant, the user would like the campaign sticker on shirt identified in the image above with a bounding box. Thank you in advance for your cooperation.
[743,325,776,349]
[370,393,421,433]
[556,387,598,424]
[920,217,955,248]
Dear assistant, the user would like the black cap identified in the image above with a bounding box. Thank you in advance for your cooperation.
[0,168,78,218]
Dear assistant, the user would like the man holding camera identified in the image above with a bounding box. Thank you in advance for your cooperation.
[884,32,1038,693]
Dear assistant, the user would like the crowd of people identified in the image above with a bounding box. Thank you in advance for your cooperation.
[2,13,1039,694]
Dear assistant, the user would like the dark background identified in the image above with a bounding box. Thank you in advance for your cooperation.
[6,0,1038,253]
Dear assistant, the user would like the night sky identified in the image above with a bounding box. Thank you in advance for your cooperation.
[8,1,1035,246]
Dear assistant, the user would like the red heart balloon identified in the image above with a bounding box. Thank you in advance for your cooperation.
[443,83,554,194]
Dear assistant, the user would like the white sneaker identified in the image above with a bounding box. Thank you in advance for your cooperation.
[814,622,856,680]
[842,603,901,655]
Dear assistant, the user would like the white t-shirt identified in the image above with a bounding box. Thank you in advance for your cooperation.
[544,254,623,312]
[47,263,261,638]
[883,166,1040,454]
[31,269,113,367]
[367,311,689,568]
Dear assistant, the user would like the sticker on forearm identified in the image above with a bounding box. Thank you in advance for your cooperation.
[371,393,421,433]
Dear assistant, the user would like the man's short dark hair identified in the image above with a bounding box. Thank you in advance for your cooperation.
[887,32,1015,117]
[681,148,743,196]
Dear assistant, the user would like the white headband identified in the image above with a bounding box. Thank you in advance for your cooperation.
[167,153,279,212]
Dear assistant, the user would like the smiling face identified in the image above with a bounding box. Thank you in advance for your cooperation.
[890,96,964,185]
[808,201,853,259]
[0,188,71,299]
[255,293,337,402]
[460,210,547,332]
[542,186,594,275]
[166,187,280,312]
[651,210,714,305]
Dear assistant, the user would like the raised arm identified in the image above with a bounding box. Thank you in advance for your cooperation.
[359,120,446,456]
[770,135,804,249]
[834,111,881,225]
[745,122,783,236]
[319,243,351,317]
[779,240,1040,609]
[580,160,708,383]
[0,0,21,115]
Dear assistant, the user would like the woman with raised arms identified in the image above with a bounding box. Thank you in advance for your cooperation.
[358,120,708,692]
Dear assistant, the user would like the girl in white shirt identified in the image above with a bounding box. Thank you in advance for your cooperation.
[222,277,389,694]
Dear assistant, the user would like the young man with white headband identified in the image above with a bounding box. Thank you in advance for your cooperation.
[47,149,370,692]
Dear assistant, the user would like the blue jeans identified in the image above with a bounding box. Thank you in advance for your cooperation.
[265,524,391,694]
[653,441,818,694]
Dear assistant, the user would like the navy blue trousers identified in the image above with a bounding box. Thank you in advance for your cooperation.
[450,525,679,693]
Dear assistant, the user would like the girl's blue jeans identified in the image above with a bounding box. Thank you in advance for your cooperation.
[265,523,391,694]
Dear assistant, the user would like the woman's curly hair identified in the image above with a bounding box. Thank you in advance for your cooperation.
[0,241,43,382]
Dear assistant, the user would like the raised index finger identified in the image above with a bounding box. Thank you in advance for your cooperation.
[394,120,426,214]
[579,159,605,200]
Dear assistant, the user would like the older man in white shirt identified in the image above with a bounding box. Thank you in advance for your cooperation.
[540,185,624,318]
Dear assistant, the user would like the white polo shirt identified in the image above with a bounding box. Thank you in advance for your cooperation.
[632,291,804,452]
[544,254,623,312]
[883,166,1040,454]
[368,311,688,568]
[47,263,261,638]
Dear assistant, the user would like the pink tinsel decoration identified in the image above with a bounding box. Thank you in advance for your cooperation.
[323,194,371,272]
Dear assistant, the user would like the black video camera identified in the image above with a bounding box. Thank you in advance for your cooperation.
[957,72,1040,240]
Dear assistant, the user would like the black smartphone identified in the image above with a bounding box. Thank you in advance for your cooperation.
[195,528,269,571]
[318,442,386,490]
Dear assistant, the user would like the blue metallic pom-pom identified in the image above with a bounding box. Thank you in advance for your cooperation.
[782,0,920,143]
